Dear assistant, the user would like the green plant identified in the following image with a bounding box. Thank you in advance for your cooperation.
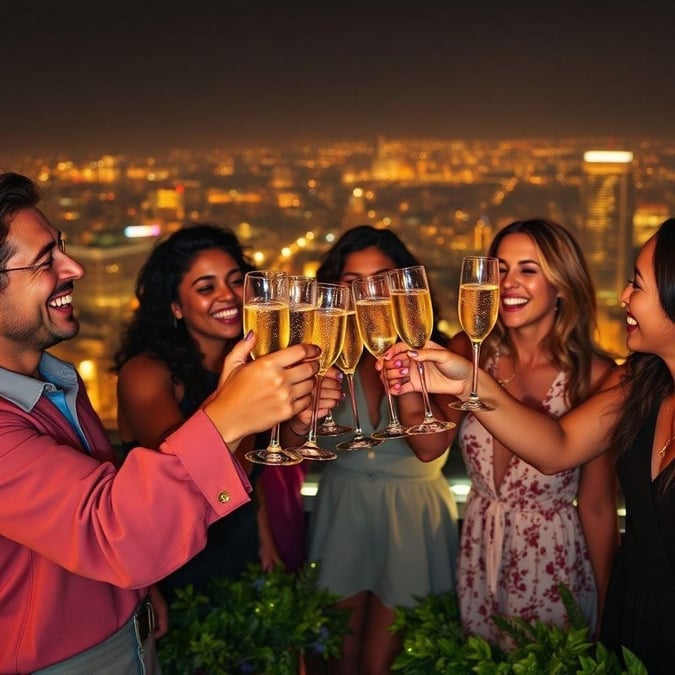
[158,561,349,674]
[390,585,648,674]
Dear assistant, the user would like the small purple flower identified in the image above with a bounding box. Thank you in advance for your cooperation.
[252,577,266,592]
[239,660,254,673]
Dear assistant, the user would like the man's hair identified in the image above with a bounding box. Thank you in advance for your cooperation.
[0,172,41,269]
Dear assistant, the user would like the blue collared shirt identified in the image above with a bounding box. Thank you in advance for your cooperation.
[0,352,90,452]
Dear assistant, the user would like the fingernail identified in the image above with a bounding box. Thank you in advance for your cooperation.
[337,371,344,380]
[245,330,254,341]
[394,359,402,367]
[400,367,409,376]
[408,350,418,358]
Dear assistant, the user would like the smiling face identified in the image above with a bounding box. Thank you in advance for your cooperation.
[495,232,559,333]
[170,248,245,351]
[0,207,84,374]
[620,236,675,360]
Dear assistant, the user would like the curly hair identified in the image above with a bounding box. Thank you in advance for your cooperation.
[484,218,611,408]
[315,224,449,344]
[114,223,255,405]
[611,219,675,465]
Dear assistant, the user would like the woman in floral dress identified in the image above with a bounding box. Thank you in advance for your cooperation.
[447,219,619,645]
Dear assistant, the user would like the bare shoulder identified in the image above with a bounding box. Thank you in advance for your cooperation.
[117,354,175,402]
[589,354,620,392]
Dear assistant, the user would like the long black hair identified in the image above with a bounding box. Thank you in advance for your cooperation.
[114,223,255,404]
[611,219,675,463]
[315,224,449,344]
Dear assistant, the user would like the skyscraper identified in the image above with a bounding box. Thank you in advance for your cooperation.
[580,150,635,305]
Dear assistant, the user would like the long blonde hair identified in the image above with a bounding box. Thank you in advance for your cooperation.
[484,218,610,407]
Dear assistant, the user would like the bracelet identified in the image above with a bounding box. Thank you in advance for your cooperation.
[288,420,308,437]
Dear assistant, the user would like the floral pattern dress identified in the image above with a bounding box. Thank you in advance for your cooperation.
[457,355,597,646]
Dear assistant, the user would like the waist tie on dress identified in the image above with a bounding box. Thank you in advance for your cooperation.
[474,489,574,597]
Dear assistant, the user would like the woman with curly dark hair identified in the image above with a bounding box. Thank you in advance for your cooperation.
[114,224,329,604]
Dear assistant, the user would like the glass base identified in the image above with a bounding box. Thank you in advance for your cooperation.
[291,443,337,461]
[336,434,383,451]
[449,398,496,412]
[406,419,456,435]
[371,425,410,440]
[317,421,353,437]
[245,449,303,466]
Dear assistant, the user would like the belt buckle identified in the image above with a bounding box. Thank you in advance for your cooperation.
[134,598,155,643]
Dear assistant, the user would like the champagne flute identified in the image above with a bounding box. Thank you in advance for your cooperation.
[290,283,349,461]
[313,282,352,437]
[387,266,456,434]
[243,271,303,466]
[335,289,383,451]
[352,274,410,440]
[449,256,500,411]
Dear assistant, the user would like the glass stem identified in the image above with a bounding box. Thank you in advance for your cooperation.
[416,361,435,422]
[306,374,323,445]
[379,358,402,425]
[345,372,364,436]
[267,423,282,452]
[470,341,481,399]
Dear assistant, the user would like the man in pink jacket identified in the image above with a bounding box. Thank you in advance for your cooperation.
[0,172,320,674]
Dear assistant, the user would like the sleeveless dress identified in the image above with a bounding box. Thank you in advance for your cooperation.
[308,371,458,608]
[600,408,675,674]
[457,355,597,645]
[121,370,262,602]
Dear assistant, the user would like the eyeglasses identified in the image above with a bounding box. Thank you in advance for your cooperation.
[0,235,66,274]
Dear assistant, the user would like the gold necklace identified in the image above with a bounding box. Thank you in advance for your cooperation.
[497,370,517,387]
[657,401,675,458]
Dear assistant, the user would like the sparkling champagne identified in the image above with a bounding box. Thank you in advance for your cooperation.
[313,307,347,374]
[390,288,433,349]
[458,283,499,343]
[336,310,362,374]
[244,301,290,358]
[288,303,316,345]
[355,298,397,358]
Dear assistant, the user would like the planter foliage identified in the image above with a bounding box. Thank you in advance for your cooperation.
[391,584,648,674]
[158,561,349,674]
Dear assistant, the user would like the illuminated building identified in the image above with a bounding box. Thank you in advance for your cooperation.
[581,150,635,306]
[633,203,669,246]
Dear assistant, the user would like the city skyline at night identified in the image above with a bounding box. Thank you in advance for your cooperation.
[3,1,675,158]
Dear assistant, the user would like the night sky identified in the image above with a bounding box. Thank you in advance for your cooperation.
[4,0,675,156]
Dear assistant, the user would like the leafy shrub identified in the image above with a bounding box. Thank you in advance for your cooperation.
[390,585,648,674]
[158,561,349,675]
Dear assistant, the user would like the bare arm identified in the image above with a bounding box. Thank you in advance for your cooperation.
[383,342,625,473]
[577,451,620,630]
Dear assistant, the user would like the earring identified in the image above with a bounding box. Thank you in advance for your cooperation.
[172,314,179,329]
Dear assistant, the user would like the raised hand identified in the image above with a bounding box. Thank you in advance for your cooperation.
[380,341,474,399]
[204,335,321,449]
[289,366,344,436]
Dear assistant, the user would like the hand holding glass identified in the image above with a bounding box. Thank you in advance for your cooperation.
[449,256,500,411]
[243,271,303,465]
[387,266,455,434]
